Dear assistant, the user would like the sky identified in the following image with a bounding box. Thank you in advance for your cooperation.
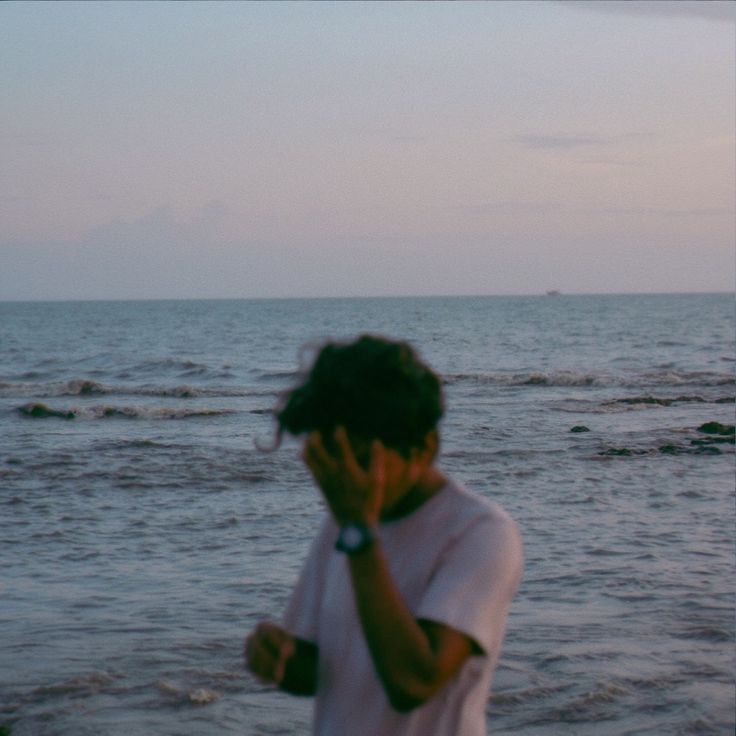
[1,0,734,300]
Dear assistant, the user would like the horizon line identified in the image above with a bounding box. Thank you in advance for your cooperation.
[1,289,733,305]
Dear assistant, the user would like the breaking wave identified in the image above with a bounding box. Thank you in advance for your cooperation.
[0,379,264,399]
[16,402,237,420]
[442,369,735,389]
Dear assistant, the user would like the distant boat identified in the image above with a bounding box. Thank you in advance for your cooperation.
[546,290,561,296]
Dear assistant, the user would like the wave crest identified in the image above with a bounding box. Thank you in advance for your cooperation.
[442,369,735,389]
[16,402,236,420]
[0,380,257,399]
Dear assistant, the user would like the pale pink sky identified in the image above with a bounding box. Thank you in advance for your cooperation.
[1,1,734,299]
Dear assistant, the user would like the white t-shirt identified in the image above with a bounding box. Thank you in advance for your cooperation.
[283,480,523,736]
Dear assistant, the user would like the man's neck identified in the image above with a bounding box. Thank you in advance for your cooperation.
[380,467,447,521]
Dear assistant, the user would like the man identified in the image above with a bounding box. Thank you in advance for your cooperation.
[245,335,523,735]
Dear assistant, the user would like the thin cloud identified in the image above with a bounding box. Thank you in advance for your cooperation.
[581,206,734,217]
[577,157,645,168]
[515,134,612,150]
[392,135,426,144]
[447,200,560,214]
[0,132,57,147]
[558,1,735,23]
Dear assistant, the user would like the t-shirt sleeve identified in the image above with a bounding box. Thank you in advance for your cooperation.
[282,516,332,644]
[415,511,523,656]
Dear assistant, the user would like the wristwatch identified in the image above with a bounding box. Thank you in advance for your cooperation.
[335,522,375,555]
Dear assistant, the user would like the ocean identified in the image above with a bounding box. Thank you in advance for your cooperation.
[1,293,734,735]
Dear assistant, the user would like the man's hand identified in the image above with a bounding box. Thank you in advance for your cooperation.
[303,427,386,525]
[244,621,295,686]
[244,622,319,696]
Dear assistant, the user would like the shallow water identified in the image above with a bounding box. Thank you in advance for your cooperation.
[1,294,734,734]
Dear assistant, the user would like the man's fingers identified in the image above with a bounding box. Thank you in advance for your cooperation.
[245,623,295,685]
[333,426,362,476]
[304,427,364,480]
[304,431,334,474]
[369,439,386,490]
[273,636,295,683]
[245,628,272,673]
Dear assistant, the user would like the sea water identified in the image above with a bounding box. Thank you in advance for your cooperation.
[0,293,734,735]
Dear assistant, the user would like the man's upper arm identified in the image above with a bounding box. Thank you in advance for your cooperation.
[417,618,475,685]
[416,513,523,657]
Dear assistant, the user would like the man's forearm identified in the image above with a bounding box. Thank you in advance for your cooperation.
[347,540,465,711]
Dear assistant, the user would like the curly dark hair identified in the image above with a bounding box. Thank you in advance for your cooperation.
[276,334,444,456]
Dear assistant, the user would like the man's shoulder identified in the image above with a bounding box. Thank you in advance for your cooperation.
[440,478,513,525]
[436,480,522,554]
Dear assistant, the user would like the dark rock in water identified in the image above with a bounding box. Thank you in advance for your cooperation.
[571,425,591,433]
[597,422,734,458]
[598,447,649,457]
[695,445,723,455]
[103,407,129,418]
[659,441,729,455]
[613,396,673,406]
[66,379,104,395]
[697,422,735,436]
[691,436,735,446]
[715,397,735,404]
[18,403,76,419]
[78,380,103,395]
[607,395,728,407]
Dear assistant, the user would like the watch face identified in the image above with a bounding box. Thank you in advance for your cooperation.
[336,523,373,553]
[342,526,363,549]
